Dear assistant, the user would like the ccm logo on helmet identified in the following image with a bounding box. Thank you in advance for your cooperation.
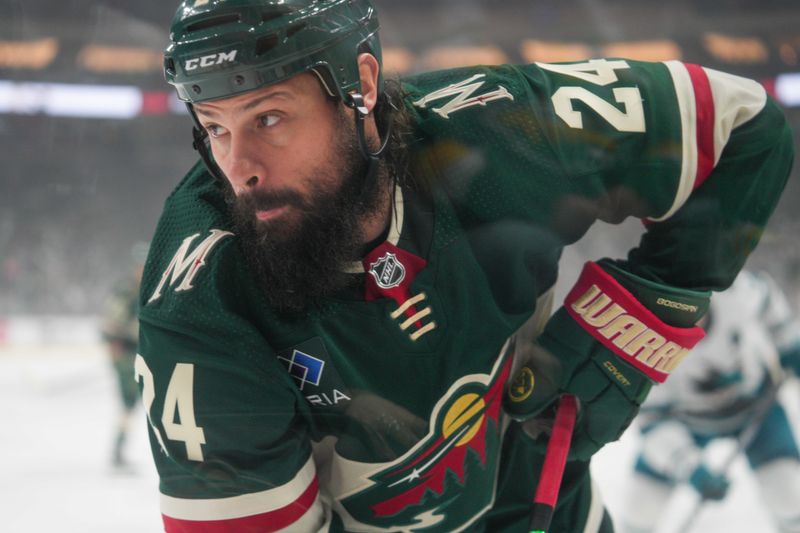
[185,50,238,71]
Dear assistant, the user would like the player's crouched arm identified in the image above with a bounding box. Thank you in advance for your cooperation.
[135,320,327,532]
[505,260,710,460]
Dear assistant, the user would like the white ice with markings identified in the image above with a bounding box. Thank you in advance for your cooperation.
[1,344,797,533]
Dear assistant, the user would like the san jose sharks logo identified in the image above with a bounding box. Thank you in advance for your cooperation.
[336,348,513,532]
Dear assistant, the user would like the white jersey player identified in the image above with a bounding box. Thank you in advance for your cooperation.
[620,270,800,533]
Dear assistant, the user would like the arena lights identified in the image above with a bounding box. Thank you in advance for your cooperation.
[2,69,800,120]
[521,39,683,63]
[77,45,163,74]
[775,73,800,107]
[601,40,683,62]
[382,47,415,75]
[0,81,182,119]
[421,45,508,70]
[0,81,140,118]
[0,38,58,69]
[520,40,594,63]
[704,33,769,64]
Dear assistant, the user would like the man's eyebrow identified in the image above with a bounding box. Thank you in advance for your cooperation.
[194,89,293,118]
[241,90,293,111]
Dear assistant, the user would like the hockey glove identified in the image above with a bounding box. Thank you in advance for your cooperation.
[505,260,709,460]
[688,464,730,501]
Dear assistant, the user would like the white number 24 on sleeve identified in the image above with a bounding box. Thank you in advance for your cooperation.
[135,355,206,462]
[537,59,646,133]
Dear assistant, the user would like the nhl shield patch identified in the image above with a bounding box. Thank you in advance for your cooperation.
[368,252,406,289]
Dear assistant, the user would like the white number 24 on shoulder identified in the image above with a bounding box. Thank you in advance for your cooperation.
[135,355,206,462]
[537,59,646,133]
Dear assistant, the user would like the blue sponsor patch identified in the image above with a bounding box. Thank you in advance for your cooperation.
[279,349,325,390]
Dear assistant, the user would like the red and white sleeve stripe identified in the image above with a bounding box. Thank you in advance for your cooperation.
[650,61,767,222]
[160,455,324,532]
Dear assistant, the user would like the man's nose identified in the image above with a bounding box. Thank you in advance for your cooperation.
[225,136,266,190]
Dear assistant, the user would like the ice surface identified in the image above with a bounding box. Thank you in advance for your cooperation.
[0,345,161,533]
[1,344,797,532]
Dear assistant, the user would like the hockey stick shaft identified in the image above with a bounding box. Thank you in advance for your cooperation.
[529,394,578,533]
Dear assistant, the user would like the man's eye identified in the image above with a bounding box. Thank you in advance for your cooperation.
[204,124,226,138]
[259,114,281,128]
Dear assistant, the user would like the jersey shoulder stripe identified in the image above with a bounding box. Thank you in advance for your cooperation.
[653,61,767,221]
[654,61,714,221]
[685,64,716,194]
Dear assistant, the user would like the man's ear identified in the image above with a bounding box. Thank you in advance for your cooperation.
[356,53,381,113]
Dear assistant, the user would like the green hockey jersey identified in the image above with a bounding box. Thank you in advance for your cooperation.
[137,59,793,532]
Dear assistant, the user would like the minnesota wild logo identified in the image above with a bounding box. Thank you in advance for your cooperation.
[337,354,512,532]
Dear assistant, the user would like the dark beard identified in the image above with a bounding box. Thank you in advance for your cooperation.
[228,110,386,315]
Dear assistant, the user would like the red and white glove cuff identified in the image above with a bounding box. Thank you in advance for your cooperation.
[564,262,705,383]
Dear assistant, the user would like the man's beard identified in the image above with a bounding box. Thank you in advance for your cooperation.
[227,110,386,315]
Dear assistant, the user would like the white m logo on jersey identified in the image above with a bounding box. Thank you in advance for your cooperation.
[412,73,514,119]
[148,229,233,303]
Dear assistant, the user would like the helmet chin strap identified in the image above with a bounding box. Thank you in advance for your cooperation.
[345,92,393,182]
[187,103,227,183]
[345,91,398,250]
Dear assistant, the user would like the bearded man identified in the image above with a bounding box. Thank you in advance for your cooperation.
[136,1,795,531]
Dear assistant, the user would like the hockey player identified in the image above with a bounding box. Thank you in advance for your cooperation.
[620,271,800,533]
[101,243,147,469]
[136,0,794,531]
